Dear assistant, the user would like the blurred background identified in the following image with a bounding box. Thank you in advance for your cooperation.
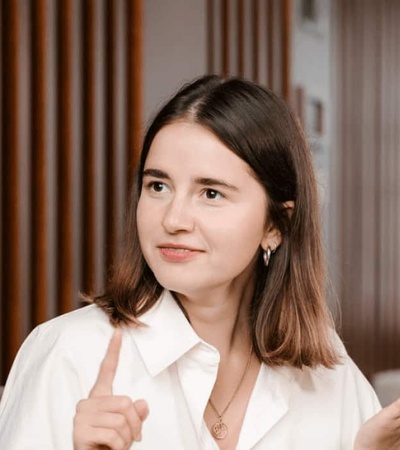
[0,0,399,402]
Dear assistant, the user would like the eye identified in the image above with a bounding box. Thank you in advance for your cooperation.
[146,181,169,193]
[204,189,223,200]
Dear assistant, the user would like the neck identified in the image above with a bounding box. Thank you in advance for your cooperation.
[174,279,255,357]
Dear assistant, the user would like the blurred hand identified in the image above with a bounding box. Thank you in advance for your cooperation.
[355,398,400,450]
[73,329,149,450]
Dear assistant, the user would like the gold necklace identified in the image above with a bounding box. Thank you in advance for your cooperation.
[208,346,253,440]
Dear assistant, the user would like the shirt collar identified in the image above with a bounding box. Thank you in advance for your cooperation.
[128,290,203,377]
[237,364,294,449]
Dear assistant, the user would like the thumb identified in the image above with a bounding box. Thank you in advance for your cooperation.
[133,399,149,421]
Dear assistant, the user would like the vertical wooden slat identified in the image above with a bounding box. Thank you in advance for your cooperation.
[395,0,400,362]
[82,0,96,294]
[45,0,57,320]
[359,0,379,376]
[105,0,117,272]
[391,0,399,368]
[281,0,291,101]
[221,0,229,77]
[82,0,106,294]
[371,0,382,375]
[237,0,244,77]
[387,0,397,369]
[31,0,50,325]
[1,0,31,381]
[388,0,395,369]
[2,0,20,380]
[207,0,215,74]
[127,0,142,184]
[267,0,274,89]
[0,0,3,380]
[352,0,364,370]
[57,0,79,313]
[377,0,387,373]
[105,0,127,271]
[338,0,350,346]
[251,0,259,82]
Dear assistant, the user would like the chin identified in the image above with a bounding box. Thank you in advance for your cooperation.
[153,273,203,296]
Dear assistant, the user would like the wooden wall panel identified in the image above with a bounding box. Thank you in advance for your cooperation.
[82,0,106,294]
[336,0,400,377]
[267,0,274,88]
[127,0,142,183]
[221,0,229,77]
[1,0,32,384]
[281,0,291,101]
[206,0,292,100]
[0,0,142,385]
[236,0,244,77]
[0,0,3,380]
[31,0,52,325]
[251,0,259,82]
[57,0,81,315]
[105,0,127,271]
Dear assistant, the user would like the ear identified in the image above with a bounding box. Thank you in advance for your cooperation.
[261,201,295,251]
[261,226,281,252]
[283,200,295,219]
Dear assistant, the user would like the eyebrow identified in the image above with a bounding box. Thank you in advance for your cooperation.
[142,168,239,191]
[142,168,169,179]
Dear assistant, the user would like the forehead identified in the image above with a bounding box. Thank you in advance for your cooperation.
[144,122,254,180]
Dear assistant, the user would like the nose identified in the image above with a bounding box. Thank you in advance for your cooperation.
[162,197,195,234]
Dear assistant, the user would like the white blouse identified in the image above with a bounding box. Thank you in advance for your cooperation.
[0,291,381,449]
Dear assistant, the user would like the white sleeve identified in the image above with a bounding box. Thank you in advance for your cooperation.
[0,326,85,450]
[333,335,382,449]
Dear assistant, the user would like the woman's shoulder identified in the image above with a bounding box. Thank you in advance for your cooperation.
[37,303,111,338]
[18,304,114,365]
[37,303,111,336]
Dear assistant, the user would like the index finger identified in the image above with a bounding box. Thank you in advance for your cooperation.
[90,328,123,398]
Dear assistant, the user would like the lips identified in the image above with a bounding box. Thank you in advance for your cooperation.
[157,244,202,262]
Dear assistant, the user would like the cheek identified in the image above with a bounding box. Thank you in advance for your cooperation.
[211,210,266,260]
[136,198,150,244]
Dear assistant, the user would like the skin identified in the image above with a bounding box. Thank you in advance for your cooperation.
[137,121,279,304]
[73,329,149,450]
[355,398,400,450]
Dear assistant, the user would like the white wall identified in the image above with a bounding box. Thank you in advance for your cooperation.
[143,0,208,127]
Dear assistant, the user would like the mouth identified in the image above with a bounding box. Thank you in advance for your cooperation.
[157,244,203,262]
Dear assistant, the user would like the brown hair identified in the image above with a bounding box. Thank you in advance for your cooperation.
[92,75,339,368]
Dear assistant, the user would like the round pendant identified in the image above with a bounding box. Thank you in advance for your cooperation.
[211,421,228,440]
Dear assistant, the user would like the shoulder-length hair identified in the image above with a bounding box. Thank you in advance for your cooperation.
[93,75,339,368]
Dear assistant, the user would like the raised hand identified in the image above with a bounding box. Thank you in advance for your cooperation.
[355,397,400,450]
[73,329,149,450]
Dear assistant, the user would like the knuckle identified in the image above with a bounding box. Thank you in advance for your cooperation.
[118,395,132,410]
[75,399,87,413]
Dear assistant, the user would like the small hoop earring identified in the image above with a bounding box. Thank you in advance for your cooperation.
[263,247,272,267]
[263,242,278,267]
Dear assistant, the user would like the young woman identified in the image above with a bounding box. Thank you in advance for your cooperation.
[0,76,384,449]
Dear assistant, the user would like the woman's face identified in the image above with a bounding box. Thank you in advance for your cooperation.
[137,121,275,297]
